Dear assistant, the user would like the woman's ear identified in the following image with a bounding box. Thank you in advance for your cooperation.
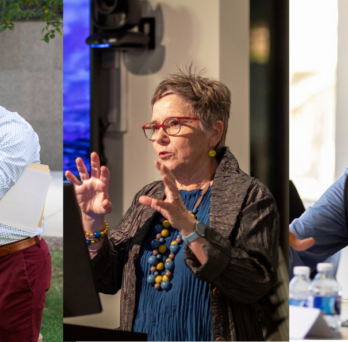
[210,120,224,147]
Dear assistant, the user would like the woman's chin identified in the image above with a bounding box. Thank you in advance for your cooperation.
[158,159,177,172]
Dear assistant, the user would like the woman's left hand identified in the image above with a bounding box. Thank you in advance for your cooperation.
[139,161,196,235]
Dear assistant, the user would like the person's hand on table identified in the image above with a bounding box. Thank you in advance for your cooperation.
[139,161,196,236]
[289,231,315,251]
[65,152,112,232]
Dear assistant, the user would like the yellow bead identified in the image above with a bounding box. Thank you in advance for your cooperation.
[91,240,95,244]
[156,262,164,271]
[209,150,216,157]
[158,245,167,253]
[155,276,163,283]
[163,275,170,281]
[190,213,196,218]
[161,229,170,237]
[170,241,177,245]
[101,232,105,236]
[162,220,170,228]
[166,258,171,262]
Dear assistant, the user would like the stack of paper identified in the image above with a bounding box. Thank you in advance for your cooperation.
[290,305,333,339]
[0,163,52,233]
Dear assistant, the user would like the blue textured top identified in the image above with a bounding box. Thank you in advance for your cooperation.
[133,187,213,341]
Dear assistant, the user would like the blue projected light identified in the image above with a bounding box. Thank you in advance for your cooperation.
[63,0,91,180]
[90,43,110,48]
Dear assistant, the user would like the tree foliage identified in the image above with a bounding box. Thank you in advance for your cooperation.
[0,0,63,43]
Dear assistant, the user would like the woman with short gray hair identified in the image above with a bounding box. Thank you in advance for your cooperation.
[66,67,279,341]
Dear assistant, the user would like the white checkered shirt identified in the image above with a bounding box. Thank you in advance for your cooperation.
[0,106,44,245]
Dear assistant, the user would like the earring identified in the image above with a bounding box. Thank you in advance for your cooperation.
[209,150,216,157]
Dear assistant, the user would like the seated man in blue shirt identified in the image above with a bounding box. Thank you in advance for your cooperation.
[289,169,348,279]
[0,106,52,342]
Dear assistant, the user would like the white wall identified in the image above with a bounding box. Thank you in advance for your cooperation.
[220,0,250,174]
[335,0,348,180]
[336,0,348,298]
[64,0,250,328]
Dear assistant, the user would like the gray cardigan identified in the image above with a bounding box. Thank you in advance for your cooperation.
[92,147,279,341]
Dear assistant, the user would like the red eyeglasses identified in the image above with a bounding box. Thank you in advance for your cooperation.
[142,117,200,141]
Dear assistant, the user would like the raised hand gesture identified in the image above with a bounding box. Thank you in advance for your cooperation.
[65,152,112,225]
[139,161,196,236]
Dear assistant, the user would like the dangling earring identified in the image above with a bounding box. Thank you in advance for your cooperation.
[209,150,216,157]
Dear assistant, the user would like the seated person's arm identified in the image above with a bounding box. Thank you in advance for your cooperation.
[0,110,39,199]
[290,171,348,277]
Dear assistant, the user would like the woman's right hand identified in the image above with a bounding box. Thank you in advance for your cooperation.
[65,152,112,229]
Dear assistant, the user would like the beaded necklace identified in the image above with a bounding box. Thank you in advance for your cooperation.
[146,182,211,291]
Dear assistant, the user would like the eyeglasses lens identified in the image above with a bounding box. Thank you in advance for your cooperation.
[144,118,181,140]
[164,118,181,135]
[144,123,157,140]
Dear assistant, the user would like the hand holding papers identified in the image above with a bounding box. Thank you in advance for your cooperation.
[0,163,52,233]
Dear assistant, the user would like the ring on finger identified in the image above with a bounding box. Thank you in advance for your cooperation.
[170,195,180,200]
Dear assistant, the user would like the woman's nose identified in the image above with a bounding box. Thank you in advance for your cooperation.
[154,127,169,144]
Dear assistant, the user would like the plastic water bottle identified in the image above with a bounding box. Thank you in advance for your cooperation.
[289,266,310,306]
[308,263,342,332]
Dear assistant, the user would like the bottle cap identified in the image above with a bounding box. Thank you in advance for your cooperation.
[317,263,333,272]
[294,266,310,277]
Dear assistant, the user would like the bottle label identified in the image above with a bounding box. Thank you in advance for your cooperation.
[309,296,341,315]
[289,299,307,307]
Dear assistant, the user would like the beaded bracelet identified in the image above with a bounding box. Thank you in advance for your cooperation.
[85,221,109,245]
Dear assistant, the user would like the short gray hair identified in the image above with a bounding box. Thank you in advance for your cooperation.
[151,66,231,153]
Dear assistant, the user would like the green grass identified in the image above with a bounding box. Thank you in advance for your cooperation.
[41,250,63,342]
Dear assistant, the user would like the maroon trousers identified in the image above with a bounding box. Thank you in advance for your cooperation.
[0,239,52,342]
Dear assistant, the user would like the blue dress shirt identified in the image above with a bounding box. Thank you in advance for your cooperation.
[0,106,44,245]
[289,168,348,279]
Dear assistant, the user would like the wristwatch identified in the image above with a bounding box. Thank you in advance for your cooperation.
[182,221,207,244]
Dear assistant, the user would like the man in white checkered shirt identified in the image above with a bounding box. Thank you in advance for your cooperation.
[0,106,52,342]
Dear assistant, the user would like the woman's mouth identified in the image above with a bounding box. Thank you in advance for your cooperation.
[159,151,171,159]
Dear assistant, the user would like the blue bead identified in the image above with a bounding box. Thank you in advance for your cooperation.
[148,256,158,265]
[156,254,162,260]
[151,239,161,249]
[93,231,101,238]
[192,208,198,214]
[86,240,91,245]
[154,271,159,276]
[147,275,156,285]
[154,224,163,233]
[165,260,174,271]
[161,280,171,290]
[170,244,180,254]
[159,238,164,243]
